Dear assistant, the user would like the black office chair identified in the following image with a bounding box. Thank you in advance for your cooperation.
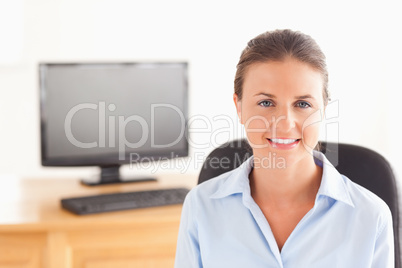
[198,139,400,268]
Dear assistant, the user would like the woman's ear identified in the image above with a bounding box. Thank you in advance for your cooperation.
[233,93,242,123]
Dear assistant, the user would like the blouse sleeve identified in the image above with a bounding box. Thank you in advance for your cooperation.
[174,191,203,268]
[371,207,395,268]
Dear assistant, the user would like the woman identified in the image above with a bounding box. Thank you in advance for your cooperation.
[175,29,394,267]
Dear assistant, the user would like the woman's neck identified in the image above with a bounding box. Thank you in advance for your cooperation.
[249,154,322,208]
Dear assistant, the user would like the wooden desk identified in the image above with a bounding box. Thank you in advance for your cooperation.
[0,174,197,268]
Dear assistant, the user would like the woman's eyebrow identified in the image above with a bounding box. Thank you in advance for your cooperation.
[295,94,315,100]
[253,93,315,100]
[254,93,276,98]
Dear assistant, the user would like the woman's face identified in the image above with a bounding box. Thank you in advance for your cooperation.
[234,57,325,167]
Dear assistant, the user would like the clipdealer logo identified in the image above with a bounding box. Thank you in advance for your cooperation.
[63,100,340,172]
[64,102,185,160]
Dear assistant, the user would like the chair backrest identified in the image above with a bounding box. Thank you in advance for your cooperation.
[198,139,400,268]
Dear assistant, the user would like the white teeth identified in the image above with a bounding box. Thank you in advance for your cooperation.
[270,138,297,144]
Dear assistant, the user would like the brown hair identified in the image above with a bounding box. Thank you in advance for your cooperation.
[234,29,330,105]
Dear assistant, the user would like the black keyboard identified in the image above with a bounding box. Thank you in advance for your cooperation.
[61,188,190,215]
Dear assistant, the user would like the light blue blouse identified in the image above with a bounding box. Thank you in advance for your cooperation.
[175,151,394,268]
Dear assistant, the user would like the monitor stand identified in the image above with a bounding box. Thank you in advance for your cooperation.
[81,165,157,186]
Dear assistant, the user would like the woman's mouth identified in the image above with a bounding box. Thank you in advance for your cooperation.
[268,138,301,150]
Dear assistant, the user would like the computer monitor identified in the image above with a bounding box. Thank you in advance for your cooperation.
[39,62,188,185]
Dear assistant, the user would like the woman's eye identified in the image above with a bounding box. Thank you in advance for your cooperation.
[296,101,311,109]
[258,100,273,107]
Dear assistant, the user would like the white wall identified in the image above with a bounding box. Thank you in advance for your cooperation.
[0,0,401,180]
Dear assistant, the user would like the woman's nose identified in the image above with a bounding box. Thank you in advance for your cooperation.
[270,108,296,134]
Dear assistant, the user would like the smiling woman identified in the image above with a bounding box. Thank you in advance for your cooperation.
[235,59,324,168]
[175,29,394,268]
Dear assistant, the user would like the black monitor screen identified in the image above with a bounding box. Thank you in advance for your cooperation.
[39,62,188,169]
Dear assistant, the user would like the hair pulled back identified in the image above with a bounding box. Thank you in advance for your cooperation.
[234,29,330,105]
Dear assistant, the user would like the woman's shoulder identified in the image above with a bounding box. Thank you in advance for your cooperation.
[341,174,392,220]
[187,156,253,202]
[317,150,392,220]
[187,168,238,200]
